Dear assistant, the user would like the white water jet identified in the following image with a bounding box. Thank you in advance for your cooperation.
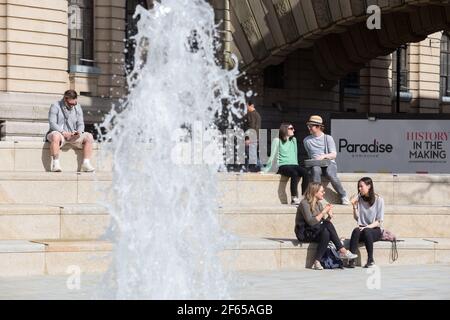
[98,0,246,299]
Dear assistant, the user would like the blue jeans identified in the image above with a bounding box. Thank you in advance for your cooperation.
[310,162,346,198]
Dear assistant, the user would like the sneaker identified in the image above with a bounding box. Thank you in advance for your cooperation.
[81,162,95,172]
[339,250,358,260]
[311,260,324,270]
[341,197,351,205]
[51,160,62,172]
[364,261,375,268]
[291,197,301,205]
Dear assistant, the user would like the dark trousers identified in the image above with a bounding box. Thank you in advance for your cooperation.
[278,165,309,197]
[311,220,344,261]
[349,227,382,262]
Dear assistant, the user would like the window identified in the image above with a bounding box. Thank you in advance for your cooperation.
[264,63,285,89]
[342,72,360,89]
[68,0,94,67]
[341,71,360,97]
[125,0,149,74]
[392,45,409,93]
[440,33,450,98]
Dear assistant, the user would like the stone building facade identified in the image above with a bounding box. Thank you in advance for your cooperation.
[1,0,450,140]
[213,0,450,130]
[0,0,132,140]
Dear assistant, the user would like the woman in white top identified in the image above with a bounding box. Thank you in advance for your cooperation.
[349,177,384,268]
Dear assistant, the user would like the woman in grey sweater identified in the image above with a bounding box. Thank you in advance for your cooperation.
[348,177,385,268]
[295,182,357,270]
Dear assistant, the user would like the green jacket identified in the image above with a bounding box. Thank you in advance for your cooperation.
[263,137,299,172]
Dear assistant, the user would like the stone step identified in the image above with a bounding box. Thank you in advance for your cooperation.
[219,205,450,239]
[1,172,449,206]
[0,237,449,276]
[0,141,112,172]
[221,237,450,271]
[0,172,111,204]
[0,240,111,277]
[0,204,109,240]
[1,202,449,240]
[219,172,450,206]
[0,168,450,206]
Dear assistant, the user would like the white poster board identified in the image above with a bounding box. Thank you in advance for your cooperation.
[331,119,450,173]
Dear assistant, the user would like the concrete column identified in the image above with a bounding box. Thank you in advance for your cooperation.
[0,0,68,94]
[416,32,441,113]
[0,0,6,91]
[95,0,126,99]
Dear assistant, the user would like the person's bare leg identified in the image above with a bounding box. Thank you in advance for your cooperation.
[82,133,93,160]
[81,133,95,172]
[49,132,62,172]
[50,133,61,159]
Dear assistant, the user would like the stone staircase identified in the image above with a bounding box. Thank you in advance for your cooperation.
[0,141,450,276]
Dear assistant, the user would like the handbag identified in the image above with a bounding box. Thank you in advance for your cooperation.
[381,229,399,262]
[304,159,332,167]
[304,134,332,168]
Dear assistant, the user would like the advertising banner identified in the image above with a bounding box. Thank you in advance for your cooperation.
[331,119,450,173]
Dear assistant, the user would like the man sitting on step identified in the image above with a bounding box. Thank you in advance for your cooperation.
[46,89,95,172]
[303,115,349,205]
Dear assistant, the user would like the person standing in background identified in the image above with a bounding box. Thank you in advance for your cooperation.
[243,100,262,172]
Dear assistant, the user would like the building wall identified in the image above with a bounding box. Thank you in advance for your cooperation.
[251,30,448,131]
[413,32,441,113]
[0,1,449,140]
[0,0,127,97]
[0,2,5,92]
[94,0,126,99]
[0,0,68,94]
[0,0,127,140]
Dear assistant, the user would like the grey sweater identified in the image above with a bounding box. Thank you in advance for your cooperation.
[303,133,337,164]
[294,199,325,241]
[296,199,324,227]
[48,100,85,134]
[357,196,385,227]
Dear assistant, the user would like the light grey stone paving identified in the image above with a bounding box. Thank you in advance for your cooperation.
[0,264,449,300]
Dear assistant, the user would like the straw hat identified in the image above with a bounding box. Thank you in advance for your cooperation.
[306,115,324,126]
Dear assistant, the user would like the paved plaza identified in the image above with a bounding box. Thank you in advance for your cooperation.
[0,264,449,300]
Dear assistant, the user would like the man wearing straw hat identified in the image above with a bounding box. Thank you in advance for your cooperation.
[303,115,350,205]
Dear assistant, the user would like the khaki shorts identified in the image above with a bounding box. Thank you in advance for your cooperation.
[47,131,93,149]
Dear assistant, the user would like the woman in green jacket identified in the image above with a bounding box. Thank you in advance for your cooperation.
[263,123,309,205]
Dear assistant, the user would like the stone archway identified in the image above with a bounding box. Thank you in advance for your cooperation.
[227,0,450,81]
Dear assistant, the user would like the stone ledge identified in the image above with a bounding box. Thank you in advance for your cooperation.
[0,240,46,253]
[0,204,61,215]
[0,204,108,215]
[10,141,102,150]
[59,204,108,215]
[220,204,450,215]
[0,172,112,181]
[31,240,113,252]
[219,172,450,183]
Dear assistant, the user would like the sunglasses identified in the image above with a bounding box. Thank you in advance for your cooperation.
[288,126,294,130]
[65,99,77,106]
[307,124,319,129]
